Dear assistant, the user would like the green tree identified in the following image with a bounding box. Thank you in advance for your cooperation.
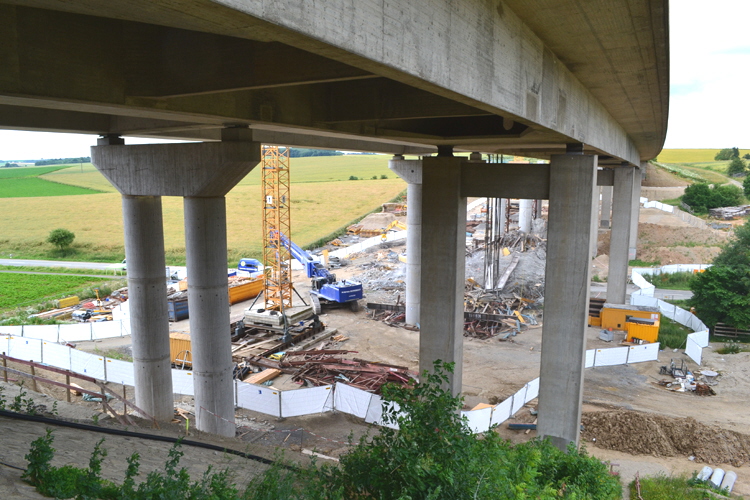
[744,174,750,197]
[715,148,739,160]
[46,228,75,251]
[727,157,746,176]
[744,153,750,160]
[319,361,621,499]
[691,222,750,329]
[681,183,742,213]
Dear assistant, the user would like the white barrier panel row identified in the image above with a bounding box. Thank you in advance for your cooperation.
[364,394,401,429]
[462,406,493,434]
[631,269,656,297]
[237,383,280,417]
[491,397,513,427]
[585,349,595,368]
[0,321,127,343]
[643,200,675,213]
[594,346,629,367]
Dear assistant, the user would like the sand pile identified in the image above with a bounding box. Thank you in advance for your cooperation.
[582,410,750,466]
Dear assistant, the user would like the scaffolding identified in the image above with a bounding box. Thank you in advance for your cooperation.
[261,145,293,311]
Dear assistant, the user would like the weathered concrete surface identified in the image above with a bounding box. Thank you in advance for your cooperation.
[537,154,597,450]
[121,195,174,421]
[0,1,668,162]
[420,156,466,395]
[184,196,235,437]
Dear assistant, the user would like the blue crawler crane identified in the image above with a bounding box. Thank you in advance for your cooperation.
[278,232,363,312]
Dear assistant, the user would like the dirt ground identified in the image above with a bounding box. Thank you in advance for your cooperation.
[2,197,748,499]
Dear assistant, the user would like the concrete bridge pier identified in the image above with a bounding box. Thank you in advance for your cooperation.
[389,157,422,327]
[629,165,645,260]
[420,154,466,393]
[607,163,636,304]
[600,186,613,228]
[518,199,533,233]
[537,153,598,449]
[121,194,174,421]
[92,130,260,435]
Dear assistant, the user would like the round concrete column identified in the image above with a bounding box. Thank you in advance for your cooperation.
[122,195,174,421]
[518,199,533,233]
[184,196,235,437]
[405,181,422,326]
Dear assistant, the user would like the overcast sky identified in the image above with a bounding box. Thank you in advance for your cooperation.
[0,0,746,161]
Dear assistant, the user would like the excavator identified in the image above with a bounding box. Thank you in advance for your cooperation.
[276,231,363,312]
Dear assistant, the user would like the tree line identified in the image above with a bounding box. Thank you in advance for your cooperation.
[34,157,91,166]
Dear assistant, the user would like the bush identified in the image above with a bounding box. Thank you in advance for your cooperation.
[681,183,743,213]
[380,174,388,179]
[744,175,750,197]
[46,228,75,251]
[348,175,358,180]
[714,147,739,161]
[727,157,747,176]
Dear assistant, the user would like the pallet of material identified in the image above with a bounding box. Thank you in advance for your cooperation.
[245,368,281,385]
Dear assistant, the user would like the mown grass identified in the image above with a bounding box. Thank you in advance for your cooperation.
[0,177,103,198]
[646,271,695,291]
[0,179,406,265]
[656,149,750,163]
[629,474,742,499]
[0,265,120,276]
[0,273,113,311]
[39,163,118,193]
[0,165,68,178]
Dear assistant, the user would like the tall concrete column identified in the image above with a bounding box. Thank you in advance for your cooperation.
[184,196,235,437]
[534,199,543,219]
[496,198,507,236]
[607,164,636,304]
[537,153,597,450]
[600,186,613,228]
[628,165,644,260]
[389,158,422,326]
[122,195,174,421]
[420,155,466,395]
[589,187,600,258]
[518,199,533,233]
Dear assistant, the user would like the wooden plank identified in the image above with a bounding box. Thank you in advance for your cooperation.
[245,368,282,385]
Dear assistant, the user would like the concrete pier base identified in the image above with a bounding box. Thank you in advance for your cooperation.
[420,156,465,394]
[122,195,174,421]
[537,154,597,450]
[519,199,533,233]
[600,186,612,228]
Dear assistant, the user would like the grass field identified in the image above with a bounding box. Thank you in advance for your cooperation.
[0,165,69,178]
[0,177,103,198]
[657,149,750,163]
[40,155,396,192]
[0,178,406,265]
[0,273,110,311]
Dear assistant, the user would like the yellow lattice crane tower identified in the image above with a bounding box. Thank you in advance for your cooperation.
[261,145,292,311]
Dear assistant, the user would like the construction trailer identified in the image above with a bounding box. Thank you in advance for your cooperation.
[596,303,661,343]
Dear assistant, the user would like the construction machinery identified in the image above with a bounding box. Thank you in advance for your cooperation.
[277,231,363,312]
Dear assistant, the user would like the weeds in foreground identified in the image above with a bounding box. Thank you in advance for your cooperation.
[631,473,743,500]
[717,340,746,355]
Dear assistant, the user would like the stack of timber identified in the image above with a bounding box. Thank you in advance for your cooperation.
[709,205,750,220]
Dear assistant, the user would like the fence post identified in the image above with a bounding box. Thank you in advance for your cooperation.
[2,354,6,383]
[66,374,71,402]
[30,363,38,392]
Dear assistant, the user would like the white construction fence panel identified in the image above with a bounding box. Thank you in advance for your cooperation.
[524,377,540,403]
[172,370,195,396]
[364,395,400,429]
[690,330,709,348]
[675,308,693,327]
[462,406,493,434]
[510,387,527,416]
[236,383,280,417]
[59,323,90,342]
[70,349,106,379]
[631,270,656,296]
[23,325,59,342]
[0,335,9,355]
[8,337,42,361]
[594,347,629,367]
[631,294,658,308]
[41,342,71,370]
[626,343,660,364]
[281,385,333,418]
[92,321,123,340]
[104,358,135,386]
[0,326,23,337]
[491,397,513,427]
[585,349,596,368]
[333,383,373,419]
[686,336,703,365]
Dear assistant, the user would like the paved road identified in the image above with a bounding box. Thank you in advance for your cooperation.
[0,258,124,271]
[590,282,692,301]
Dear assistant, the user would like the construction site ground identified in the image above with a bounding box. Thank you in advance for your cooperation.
[2,204,749,499]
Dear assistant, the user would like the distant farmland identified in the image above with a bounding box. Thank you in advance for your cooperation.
[0,155,406,265]
[656,149,750,163]
[0,165,103,198]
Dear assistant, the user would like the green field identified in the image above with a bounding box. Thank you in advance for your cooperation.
[657,149,750,163]
[0,165,70,178]
[0,177,103,198]
[0,273,109,311]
